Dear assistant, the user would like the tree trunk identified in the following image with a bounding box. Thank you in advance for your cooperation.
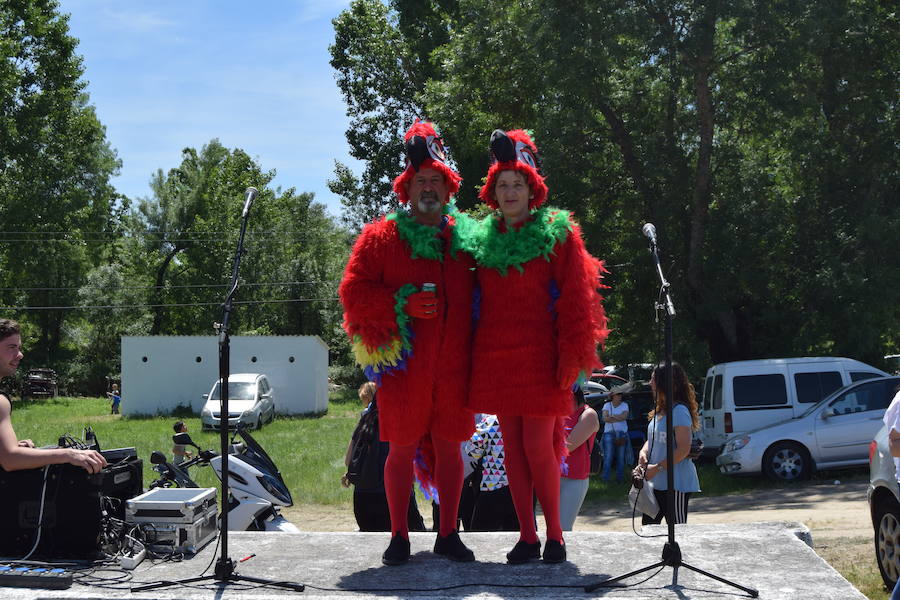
[684,2,743,358]
[593,95,656,214]
[150,247,181,335]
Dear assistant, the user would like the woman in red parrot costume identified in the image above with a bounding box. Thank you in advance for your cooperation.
[464,129,609,564]
[338,121,476,566]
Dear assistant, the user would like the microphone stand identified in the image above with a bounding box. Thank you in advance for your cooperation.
[584,229,756,597]
[133,192,304,594]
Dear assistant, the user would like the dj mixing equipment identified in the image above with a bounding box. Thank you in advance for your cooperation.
[0,448,142,560]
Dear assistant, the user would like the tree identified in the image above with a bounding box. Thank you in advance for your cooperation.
[134,140,234,335]
[127,139,351,370]
[71,264,152,394]
[331,0,900,374]
[329,0,483,231]
[0,0,120,364]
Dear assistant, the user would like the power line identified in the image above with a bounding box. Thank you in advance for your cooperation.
[0,230,344,243]
[0,230,333,235]
[0,297,340,311]
[0,237,323,244]
[0,280,338,292]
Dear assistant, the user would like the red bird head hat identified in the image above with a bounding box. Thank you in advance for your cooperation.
[479,129,548,210]
[392,120,462,205]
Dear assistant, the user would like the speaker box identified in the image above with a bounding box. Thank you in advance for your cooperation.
[94,450,143,521]
[0,456,143,560]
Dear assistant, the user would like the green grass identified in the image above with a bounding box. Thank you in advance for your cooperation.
[13,393,873,508]
[9,390,362,506]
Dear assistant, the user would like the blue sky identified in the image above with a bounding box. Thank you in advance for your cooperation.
[58,0,359,218]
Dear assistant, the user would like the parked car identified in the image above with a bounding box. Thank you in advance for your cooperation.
[716,375,900,481]
[868,416,900,589]
[22,368,58,399]
[200,373,276,431]
[700,357,888,454]
[589,372,628,392]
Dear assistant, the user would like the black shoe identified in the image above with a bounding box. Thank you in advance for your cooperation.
[382,535,411,566]
[542,539,566,563]
[506,540,541,564]
[433,531,475,562]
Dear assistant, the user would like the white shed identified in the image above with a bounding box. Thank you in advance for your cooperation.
[121,335,328,416]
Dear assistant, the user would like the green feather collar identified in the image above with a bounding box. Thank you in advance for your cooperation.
[475,207,574,274]
[388,204,464,261]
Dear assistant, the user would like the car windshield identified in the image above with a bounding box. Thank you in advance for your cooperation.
[210,382,255,402]
[798,384,854,418]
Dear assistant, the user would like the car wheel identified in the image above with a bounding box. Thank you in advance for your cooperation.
[256,415,263,430]
[762,442,811,481]
[875,493,900,588]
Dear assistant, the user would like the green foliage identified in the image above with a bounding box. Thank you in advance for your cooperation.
[0,2,358,393]
[118,139,353,384]
[0,0,121,367]
[331,0,900,375]
[328,0,482,230]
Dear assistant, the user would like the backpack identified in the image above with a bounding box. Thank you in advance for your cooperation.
[346,404,383,489]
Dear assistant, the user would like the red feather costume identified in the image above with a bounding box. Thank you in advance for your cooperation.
[463,129,608,558]
[468,218,606,416]
[339,213,475,445]
[338,122,475,551]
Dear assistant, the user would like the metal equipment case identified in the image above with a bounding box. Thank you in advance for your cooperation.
[125,488,218,554]
[137,511,217,554]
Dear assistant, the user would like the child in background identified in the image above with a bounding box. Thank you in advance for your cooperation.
[107,383,121,414]
[172,421,193,464]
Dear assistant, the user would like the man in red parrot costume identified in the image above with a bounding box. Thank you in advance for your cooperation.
[338,121,476,565]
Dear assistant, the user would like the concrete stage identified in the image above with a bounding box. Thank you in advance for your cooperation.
[3,522,866,600]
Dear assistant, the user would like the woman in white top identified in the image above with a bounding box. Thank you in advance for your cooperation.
[600,384,630,482]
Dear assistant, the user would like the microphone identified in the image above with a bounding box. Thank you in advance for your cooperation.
[642,222,657,246]
[241,187,258,218]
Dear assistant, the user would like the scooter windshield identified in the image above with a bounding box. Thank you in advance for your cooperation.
[237,429,291,501]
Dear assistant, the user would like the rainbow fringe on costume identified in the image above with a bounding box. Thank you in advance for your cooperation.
[350,284,418,385]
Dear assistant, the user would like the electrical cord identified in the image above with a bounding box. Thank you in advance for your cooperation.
[19,465,50,560]
[626,288,669,539]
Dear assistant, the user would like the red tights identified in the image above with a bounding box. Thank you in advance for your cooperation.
[498,415,563,544]
[384,435,463,538]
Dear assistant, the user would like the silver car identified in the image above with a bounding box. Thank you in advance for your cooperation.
[716,375,898,481]
[200,373,276,430]
[868,413,900,589]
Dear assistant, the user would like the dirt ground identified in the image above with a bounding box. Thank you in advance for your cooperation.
[284,479,880,594]
[284,479,872,537]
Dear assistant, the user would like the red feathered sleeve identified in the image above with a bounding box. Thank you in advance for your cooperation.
[338,219,401,351]
[551,222,610,378]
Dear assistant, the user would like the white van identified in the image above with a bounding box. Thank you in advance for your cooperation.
[700,357,887,452]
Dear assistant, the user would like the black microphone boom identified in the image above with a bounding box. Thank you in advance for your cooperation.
[241,187,258,218]
[642,222,657,246]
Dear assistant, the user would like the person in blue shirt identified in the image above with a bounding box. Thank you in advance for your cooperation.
[634,361,701,525]
[107,383,121,415]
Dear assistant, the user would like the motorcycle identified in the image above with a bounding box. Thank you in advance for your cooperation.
[149,426,298,532]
